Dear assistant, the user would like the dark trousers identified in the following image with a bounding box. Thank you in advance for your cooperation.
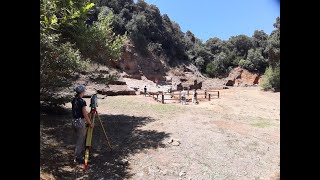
[72,118,87,159]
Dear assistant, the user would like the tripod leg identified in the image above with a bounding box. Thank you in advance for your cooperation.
[97,113,112,150]
[84,148,89,170]
[84,112,96,170]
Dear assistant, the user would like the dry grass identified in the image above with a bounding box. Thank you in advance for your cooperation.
[41,87,280,180]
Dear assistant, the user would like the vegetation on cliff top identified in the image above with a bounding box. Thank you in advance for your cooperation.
[40,0,280,106]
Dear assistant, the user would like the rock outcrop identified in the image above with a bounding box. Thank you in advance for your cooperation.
[177,79,203,90]
[224,67,261,87]
[97,85,136,96]
[111,42,166,81]
[108,80,127,85]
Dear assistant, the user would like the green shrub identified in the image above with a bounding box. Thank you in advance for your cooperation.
[205,60,223,77]
[260,66,280,91]
[195,57,205,68]
[206,52,228,77]
[40,32,87,105]
[40,0,94,106]
[125,13,149,55]
[246,49,268,71]
[147,42,163,56]
[239,59,255,71]
[70,12,127,62]
[205,62,216,77]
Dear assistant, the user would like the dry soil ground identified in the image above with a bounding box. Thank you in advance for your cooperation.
[40,87,280,180]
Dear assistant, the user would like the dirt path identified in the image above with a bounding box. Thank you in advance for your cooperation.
[40,87,279,180]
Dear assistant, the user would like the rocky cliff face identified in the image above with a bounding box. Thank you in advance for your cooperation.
[74,43,264,98]
[107,41,263,91]
[225,67,261,87]
[111,42,167,81]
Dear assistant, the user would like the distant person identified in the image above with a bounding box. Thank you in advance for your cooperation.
[144,86,147,96]
[181,88,187,105]
[155,79,158,88]
[192,89,198,104]
[71,85,94,164]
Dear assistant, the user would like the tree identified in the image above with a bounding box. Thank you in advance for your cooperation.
[246,48,268,71]
[184,29,213,69]
[167,22,187,59]
[265,28,280,67]
[204,37,242,69]
[71,12,127,62]
[185,30,196,45]
[215,52,229,73]
[92,0,133,13]
[67,0,279,81]
[261,17,280,91]
[195,57,205,68]
[40,0,95,34]
[205,62,217,77]
[261,66,280,91]
[40,32,87,106]
[205,37,223,54]
[40,0,126,106]
[229,35,253,57]
[126,12,149,54]
[252,30,268,52]
[273,16,280,30]
[205,52,228,77]
[239,59,254,71]
[40,0,95,106]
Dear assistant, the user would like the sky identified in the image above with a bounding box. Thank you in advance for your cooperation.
[142,0,280,42]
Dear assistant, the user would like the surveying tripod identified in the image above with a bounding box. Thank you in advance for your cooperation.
[84,94,112,170]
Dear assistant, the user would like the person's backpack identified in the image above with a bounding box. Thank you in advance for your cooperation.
[72,97,83,118]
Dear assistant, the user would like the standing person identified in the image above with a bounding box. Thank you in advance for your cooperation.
[192,89,198,104]
[71,85,94,163]
[155,79,158,88]
[181,88,187,105]
[144,85,147,96]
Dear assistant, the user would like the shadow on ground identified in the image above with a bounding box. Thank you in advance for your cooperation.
[40,111,170,179]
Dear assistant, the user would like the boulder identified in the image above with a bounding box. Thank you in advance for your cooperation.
[228,67,243,80]
[226,67,261,86]
[240,69,260,85]
[123,74,142,80]
[97,85,136,96]
[177,80,203,90]
[108,80,127,85]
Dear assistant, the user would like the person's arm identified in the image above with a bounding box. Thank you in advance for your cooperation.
[82,107,94,128]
